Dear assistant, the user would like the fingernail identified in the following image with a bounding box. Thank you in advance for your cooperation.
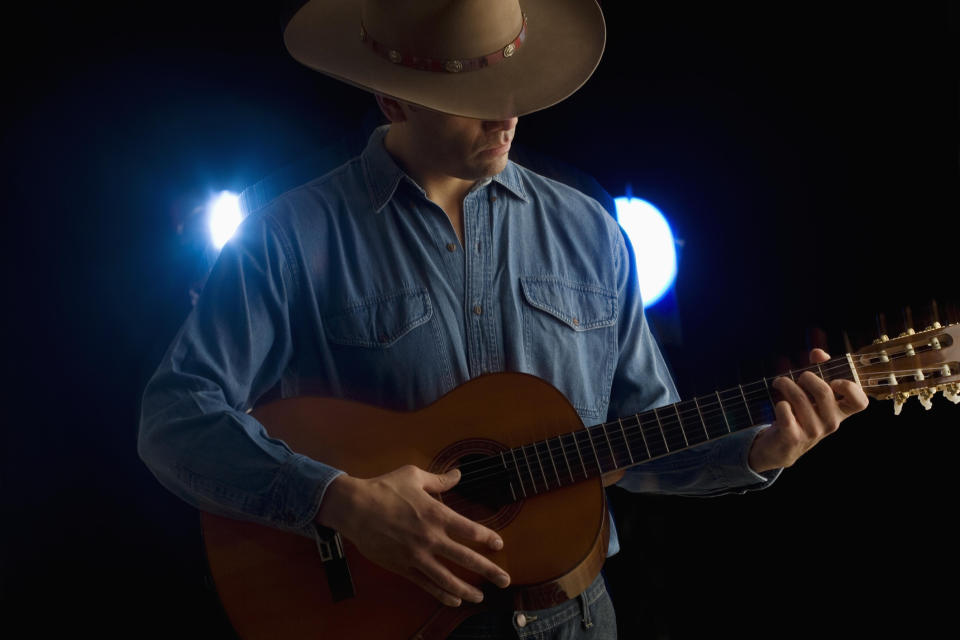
[491,537,503,550]
[496,573,510,588]
[471,590,484,603]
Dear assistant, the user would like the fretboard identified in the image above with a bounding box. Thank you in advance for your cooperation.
[487,355,858,500]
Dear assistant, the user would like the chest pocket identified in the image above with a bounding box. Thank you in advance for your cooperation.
[322,287,452,408]
[324,288,432,348]
[519,276,618,420]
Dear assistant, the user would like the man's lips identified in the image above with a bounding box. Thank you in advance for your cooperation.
[480,140,512,156]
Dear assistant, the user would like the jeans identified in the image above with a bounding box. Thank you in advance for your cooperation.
[448,573,617,639]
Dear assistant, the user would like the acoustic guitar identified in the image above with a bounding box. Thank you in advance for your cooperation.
[202,322,959,639]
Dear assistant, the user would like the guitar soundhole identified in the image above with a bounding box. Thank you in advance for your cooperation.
[433,440,522,531]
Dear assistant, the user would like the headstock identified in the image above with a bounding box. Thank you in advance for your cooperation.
[852,322,960,414]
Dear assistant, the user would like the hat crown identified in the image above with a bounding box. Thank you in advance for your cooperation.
[361,0,523,60]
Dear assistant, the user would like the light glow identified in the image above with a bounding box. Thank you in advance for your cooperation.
[614,196,677,308]
[208,191,243,250]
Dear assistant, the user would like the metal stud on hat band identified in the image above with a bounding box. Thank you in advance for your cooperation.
[361,13,528,73]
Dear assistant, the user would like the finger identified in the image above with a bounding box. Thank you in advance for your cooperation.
[436,538,511,588]
[402,568,463,607]
[809,348,831,364]
[797,371,842,433]
[830,379,870,414]
[443,507,505,553]
[773,376,819,430]
[797,370,837,408]
[416,555,485,604]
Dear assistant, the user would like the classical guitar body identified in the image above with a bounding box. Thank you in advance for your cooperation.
[202,373,609,640]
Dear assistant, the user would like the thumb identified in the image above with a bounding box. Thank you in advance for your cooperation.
[422,467,461,494]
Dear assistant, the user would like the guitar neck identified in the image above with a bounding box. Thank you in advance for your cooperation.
[490,355,859,500]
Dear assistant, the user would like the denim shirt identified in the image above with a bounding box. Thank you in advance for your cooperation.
[138,126,776,554]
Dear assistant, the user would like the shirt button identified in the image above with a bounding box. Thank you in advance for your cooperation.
[515,613,527,627]
[572,317,580,327]
[473,304,483,315]
[490,195,498,202]
[446,243,457,252]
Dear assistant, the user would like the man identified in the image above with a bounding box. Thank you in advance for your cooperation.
[138,1,868,638]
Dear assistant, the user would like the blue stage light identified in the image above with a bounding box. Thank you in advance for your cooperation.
[614,196,677,308]
[208,191,243,250]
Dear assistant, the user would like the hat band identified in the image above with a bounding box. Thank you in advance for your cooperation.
[360,14,528,74]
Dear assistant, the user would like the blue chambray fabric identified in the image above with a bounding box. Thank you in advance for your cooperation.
[138,126,777,552]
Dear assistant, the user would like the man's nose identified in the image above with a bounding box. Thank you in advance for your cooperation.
[483,116,518,132]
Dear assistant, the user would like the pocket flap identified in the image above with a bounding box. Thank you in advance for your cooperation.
[324,288,432,348]
[520,277,617,331]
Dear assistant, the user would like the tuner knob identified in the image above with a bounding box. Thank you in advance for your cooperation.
[893,392,909,416]
[943,383,960,405]
[918,389,934,411]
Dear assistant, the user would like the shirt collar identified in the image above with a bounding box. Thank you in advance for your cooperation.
[361,125,528,213]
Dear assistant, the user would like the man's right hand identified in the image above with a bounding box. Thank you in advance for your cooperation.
[314,465,511,607]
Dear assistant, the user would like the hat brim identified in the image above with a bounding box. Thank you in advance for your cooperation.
[284,0,605,120]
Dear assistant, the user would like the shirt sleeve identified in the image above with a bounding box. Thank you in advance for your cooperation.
[137,212,342,536]
[606,225,780,496]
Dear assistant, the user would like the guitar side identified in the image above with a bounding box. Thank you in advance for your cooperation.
[202,372,609,640]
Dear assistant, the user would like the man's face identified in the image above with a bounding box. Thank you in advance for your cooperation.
[400,104,518,182]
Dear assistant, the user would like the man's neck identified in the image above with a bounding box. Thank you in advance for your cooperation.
[383,126,473,243]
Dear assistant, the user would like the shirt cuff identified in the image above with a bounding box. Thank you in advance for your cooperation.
[274,454,345,534]
[710,424,781,490]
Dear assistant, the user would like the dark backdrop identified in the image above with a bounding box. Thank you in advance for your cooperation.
[3,2,957,638]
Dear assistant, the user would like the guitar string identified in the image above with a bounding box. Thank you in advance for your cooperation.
[446,357,865,490]
[442,359,856,501]
[440,358,952,503]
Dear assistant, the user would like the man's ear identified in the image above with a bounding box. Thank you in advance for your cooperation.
[375,94,407,123]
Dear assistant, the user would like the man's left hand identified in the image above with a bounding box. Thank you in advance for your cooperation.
[748,348,869,473]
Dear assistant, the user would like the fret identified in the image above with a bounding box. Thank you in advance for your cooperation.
[739,384,754,425]
[617,418,635,465]
[693,396,710,441]
[585,428,604,475]
[673,403,690,447]
[678,399,708,446]
[657,406,688,452]
[816,363,826,381]
[553,434,575,484]
[716,391,732,433]
[500,451,518,502]
[569,431,588,479]
[520,445,539,494]
[762,377,774,405]
[632,414,652,460]
[544,438,563,488]
[508,448,527,498]
[510,447,528,497]
[531,442,550,492]
[600,423,618,470]
[750,380,776,426]
[638,411,669,459]
[652,407,670,452]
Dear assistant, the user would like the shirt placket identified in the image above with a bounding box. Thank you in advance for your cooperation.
[463,188,495,378]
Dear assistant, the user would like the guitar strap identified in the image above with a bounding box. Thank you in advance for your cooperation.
[312,524,356,601]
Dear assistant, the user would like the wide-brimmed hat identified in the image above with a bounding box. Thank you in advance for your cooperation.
[284,0,606,120]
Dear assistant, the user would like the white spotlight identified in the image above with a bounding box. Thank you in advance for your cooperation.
[208,191,243,250]
[614,197,677,308]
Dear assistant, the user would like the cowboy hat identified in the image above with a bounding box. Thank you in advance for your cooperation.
[283,0,606,120]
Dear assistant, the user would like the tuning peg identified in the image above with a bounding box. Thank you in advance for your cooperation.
[893,391,909,416]
[918,388,934,411]
[943,383,960,405]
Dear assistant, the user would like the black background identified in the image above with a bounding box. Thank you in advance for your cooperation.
[3,2,957,638]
